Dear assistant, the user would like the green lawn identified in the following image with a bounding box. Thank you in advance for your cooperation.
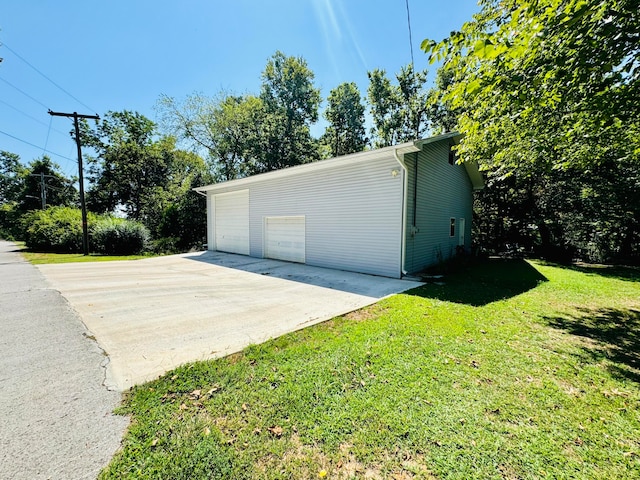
[20,249,153,264]
[101,259,640,479]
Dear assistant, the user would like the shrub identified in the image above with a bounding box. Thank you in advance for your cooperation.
[91,216,150,255]
[150,236,181,254]
[22,206,93,253]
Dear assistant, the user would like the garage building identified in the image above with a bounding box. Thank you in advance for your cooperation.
[194,132,484,278]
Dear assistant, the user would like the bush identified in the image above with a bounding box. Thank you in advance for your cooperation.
[91,216,150,255]
[21,207,150,255]
[150,236,181,254]
[22,206,93,253]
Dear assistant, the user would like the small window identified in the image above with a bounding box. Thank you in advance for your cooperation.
[450,218,456,237]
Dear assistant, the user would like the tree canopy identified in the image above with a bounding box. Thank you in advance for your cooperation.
[367,64,430,148]
[258,51,322,170]
[322,82,367,157]
[422,0,640,173]
[423,0,640,262]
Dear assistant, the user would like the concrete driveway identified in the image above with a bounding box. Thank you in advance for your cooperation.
[38,251,421,390]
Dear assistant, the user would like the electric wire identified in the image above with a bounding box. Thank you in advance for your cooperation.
[0,98,68,136]
[405,0,415,66]
[43,115,53,155]
[1,42,97,113]
[0,75,50,109]
[0,129,75,162]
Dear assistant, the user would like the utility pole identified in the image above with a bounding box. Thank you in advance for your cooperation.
[48,110,100,255]
[29,172,57,209]
[38,172,46,209]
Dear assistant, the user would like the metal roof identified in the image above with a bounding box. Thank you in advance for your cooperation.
[194,132,484,193]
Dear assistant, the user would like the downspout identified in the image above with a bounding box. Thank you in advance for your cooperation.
[393,149,409,277]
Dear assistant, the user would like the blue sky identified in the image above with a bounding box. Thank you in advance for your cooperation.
[1,0,479,177]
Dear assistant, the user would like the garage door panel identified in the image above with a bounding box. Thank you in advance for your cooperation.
[264,216,305,263]
[215,190,249,255]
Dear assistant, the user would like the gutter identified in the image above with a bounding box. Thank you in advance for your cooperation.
[393,148,409,277]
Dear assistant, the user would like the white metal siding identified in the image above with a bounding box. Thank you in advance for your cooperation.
[404,143,474,273]
[264,216,305,263]
[227,156,403,277]
[214,190,250,255]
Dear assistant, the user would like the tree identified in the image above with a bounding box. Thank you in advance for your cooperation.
[83,110,168,219]
[0,151,25,204]
[322,82,367,157]
[83,110,210,247]
[157,92,264,181]
[422,0,639,173]
[426,68,459,134]
[20,157,77,211]
[423,0,640,263]
[367,64,430,148]
[257,51,321,171]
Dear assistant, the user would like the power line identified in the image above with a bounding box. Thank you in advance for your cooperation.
[0,98,69,136]
[1,42,97,114]
[0,75,49,109]
[405,0,415,66]
[0,128,76,162]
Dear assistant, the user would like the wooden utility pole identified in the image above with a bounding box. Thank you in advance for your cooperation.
[48,110,100,255]
[29,172,57,209]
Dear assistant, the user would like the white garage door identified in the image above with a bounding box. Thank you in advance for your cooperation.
[214,190,249,255]
[264,216,305,263]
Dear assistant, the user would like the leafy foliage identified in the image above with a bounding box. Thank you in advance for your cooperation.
[0,151,25,204]
[91,216,150,255]
[367,64,430,147]
[422,0,639,172]
[322,82,367,157]
[22,206,92,253]
[81,111,210,249]
[157,93,264,181]
[257,51,322,170]
[423,0,640,263]
[21,205,151,254]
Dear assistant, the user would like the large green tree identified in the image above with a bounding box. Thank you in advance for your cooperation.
[257,51,321,171]
[423,0,640,262]
[157,92,263,181]
[422,0,639,173]
[0,151,25,204]
[322,82,367,157]
[83,110,209,247]
[367,64,430,147]
[83,110,162,219]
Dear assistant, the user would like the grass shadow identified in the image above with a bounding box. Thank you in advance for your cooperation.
[543,307,640,384]
[407,258,548,306]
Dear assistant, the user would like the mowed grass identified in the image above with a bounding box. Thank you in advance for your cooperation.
[20,250,152,264]
[101,259,640,479]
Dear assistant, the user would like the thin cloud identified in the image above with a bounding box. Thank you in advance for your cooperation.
[312,0,368,77]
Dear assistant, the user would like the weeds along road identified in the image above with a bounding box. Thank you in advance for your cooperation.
[0,241,127,480]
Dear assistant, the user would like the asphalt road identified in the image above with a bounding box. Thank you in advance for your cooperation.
[0,241,127,479]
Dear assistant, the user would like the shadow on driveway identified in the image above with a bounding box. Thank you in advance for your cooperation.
[184,250,420,298]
